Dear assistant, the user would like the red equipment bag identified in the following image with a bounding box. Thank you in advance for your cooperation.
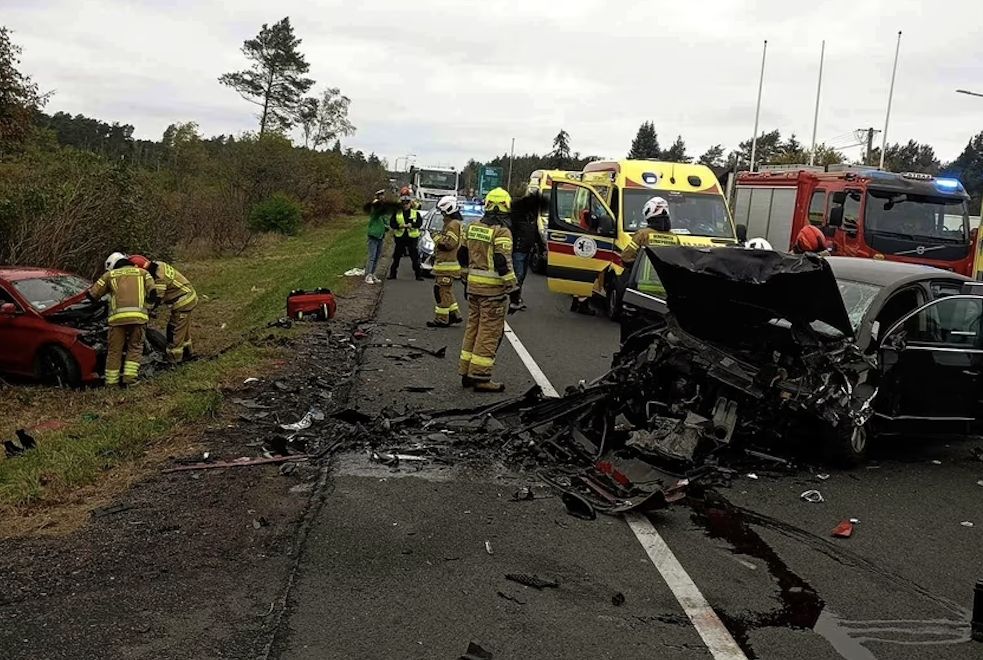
[286,288,336,321]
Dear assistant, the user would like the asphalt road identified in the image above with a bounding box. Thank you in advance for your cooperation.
[275,269,983,660]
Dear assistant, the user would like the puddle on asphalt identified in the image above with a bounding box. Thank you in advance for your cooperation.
[331,451,523,484]
[688,493,971,659]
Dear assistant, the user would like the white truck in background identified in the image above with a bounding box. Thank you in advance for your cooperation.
[411,166,460,203]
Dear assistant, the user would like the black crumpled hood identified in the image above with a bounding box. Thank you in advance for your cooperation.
[646,246,854,338]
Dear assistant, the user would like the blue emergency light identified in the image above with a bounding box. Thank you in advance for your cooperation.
[935,177,962,192]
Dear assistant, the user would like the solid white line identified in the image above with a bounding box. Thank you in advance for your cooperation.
[503,321,559,397]
[625,513,749,660]
[503,323,747,660]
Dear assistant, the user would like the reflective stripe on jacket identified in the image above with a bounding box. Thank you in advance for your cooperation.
[392,209,421,238]
[463,220,516,296]
[621,227,680,265]
[153,261,197,311]
[434,218,462,275]
[87,266,155,326]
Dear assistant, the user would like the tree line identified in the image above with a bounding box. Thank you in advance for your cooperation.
[0,20,386,276]
[468,122,983,215]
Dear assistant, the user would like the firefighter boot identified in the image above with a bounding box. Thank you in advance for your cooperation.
[473,380,505,393]
[461,375,475,388]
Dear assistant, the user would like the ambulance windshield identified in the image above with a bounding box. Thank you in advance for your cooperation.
[623,190,734,239]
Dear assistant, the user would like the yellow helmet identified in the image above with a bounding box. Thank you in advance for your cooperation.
[484,187,512,214]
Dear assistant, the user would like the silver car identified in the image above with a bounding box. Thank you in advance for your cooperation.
[418,201,485,274]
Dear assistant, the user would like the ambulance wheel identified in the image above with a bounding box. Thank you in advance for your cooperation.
[35,345,81,387]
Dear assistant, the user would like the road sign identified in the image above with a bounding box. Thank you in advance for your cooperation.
[478,166,504,196]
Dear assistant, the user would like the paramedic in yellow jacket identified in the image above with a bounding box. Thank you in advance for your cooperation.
[427,195,464,328]
[458,188,521,392]
[86,252,157,386]
[130,254,198,363]
[621,196,679,267]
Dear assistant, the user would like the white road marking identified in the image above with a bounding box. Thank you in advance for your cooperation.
[503,322,559,398]
[503,322,748,660]
[625,513,749,660]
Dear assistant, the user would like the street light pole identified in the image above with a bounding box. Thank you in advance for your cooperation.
[809,40,826,166]
[957,89,983,98]
[749,39,768,172]
[879,31,902,170]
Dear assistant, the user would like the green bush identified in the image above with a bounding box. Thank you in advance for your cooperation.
[248,193,302,235]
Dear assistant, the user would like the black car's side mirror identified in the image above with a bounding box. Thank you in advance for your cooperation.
[735,223,748,243]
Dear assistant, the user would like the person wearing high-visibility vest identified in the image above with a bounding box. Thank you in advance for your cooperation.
[620,196,679,268]
[457,187,520,392]
[130,255,198,363]
[86,252,157,386]
[388,186,424,281]
[427,195,464,328]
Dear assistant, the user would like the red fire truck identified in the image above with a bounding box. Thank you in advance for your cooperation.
[733,166,975,275]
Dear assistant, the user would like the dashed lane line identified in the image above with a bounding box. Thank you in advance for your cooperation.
[503,320,749,660]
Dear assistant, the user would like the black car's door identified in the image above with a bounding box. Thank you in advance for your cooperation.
[878,295,983,420]
[618,249,669,343]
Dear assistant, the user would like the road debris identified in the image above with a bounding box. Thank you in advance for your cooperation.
[961,521,975,528]
[747,473,759,480]
[496,591,526,606]
[612,592,626,607]
[280,407,325,431]
[484,540,494,555]
[816,473,830,481]
[162,455,310,473]
[459,641,494,660]
[243,377,260,384]
[800,490,825,503]
[504,573,558,590]
[831,520,854,538]
[3,430,37,458]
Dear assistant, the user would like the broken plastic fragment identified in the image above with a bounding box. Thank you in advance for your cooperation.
[831,520,854,538]
[505,573,558,590]
[280,407,325,431]
[243,377,260,384]
[746,473,759,480]
[560,491,597,521]
[961,521,975,527]
[611,592,626,607]
[816,473,830,481]
[800,489,825,503]
[459,641,494,660]
[484,540,494,555]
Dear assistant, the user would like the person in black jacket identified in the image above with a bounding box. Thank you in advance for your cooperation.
[506,193,542,310]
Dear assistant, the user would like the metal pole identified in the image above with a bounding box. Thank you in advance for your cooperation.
[866,128,875,166]
[507,137,515,190]
[879,31,902,170]
[749,40,768,171]
[957,89,983,98]
[809,40,825,166]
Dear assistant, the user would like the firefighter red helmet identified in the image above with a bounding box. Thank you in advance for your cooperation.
[399,186,412,201]
[129,254,151,269]
[794,225,828,253]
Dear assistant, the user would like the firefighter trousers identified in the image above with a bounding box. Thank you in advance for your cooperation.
[433,275,460,324]
[106,323,145,386]
[459,294,506,382]
[167,305,194,362]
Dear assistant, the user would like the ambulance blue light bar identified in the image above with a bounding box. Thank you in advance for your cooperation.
[935,178,962,192]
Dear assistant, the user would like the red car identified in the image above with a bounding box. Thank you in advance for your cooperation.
[0,266,106,385]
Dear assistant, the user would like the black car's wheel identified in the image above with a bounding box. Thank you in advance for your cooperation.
[827,422,868,467]
[145,327,168,354]
[530,240,547,275]
[35,345,82,387]
[606,279,621,321]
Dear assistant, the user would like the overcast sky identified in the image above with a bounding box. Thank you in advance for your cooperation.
[7,0,983,169]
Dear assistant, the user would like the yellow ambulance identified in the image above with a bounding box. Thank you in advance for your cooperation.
[545,160,738,314]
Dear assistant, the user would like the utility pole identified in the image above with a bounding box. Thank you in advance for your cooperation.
[809,40,826,166]
[856,128,882,166]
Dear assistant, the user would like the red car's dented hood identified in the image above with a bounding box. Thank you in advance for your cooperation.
[40,290,91,317]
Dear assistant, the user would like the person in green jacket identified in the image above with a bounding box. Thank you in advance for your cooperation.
[364,189,388,284]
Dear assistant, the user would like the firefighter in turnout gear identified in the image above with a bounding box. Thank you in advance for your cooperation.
[621,196,678,268]
[388,186,425,280]
[426,196,464,328]
[86,252,157,386]
[458,187,520,392]
[130,255,198,363]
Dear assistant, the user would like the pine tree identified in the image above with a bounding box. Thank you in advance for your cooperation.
[548,129,572,168]
[663,135,691,163]
[219,17,315,134]
[627,121,660,159]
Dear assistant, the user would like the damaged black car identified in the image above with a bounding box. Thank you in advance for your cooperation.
[615,246,983,464]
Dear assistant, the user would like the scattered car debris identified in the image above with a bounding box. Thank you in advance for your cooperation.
[800,490,825,504]
[484,540,494,555]
[162,455,310,473]
[931,460,943,465]
[3,430,37,458]
[243,377,260,384]
[496,591,526,606]
[343,267,365,277]
[505,573,558,590]
[459,641,494,660]
[972,447,983,462]
[831,520,854,538]
[368,342,447,358]
[611,592,626,607]
[560,492,597,521]
[280,407,325,431]
[747,473,759,480]
[512,487,534,501]
[816,473,830,481]
[402,386,435,393]
[961,521,975,528]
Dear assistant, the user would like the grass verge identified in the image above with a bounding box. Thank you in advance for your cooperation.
[0,218,366,533]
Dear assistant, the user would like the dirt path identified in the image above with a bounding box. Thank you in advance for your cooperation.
[0,278,382,660]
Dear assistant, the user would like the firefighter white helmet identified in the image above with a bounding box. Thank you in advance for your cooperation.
[436,195,459,216]
[746,237,773,250]
[642,196,669,220]
[105,252,128,271]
